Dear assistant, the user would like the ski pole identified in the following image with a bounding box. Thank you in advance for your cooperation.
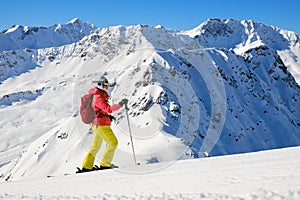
[124,103,137,165]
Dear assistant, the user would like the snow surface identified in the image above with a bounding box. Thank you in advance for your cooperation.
[0,146,299,199]
[0,18,299,199]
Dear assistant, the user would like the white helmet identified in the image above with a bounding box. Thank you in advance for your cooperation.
[97,76,109,87]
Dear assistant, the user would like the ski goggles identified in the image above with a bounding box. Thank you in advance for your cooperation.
[103,80,109,86]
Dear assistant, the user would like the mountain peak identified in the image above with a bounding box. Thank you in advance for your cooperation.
[67,18,81,24]
[182,18,299,53]
[0,19,97,52]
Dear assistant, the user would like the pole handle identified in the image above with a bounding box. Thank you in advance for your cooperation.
[124,103,129,111]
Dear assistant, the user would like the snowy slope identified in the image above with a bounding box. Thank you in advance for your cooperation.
[0,18,299,183]
[0,146,299,199]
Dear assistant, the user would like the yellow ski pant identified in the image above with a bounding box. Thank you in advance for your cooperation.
[82,125,118,169]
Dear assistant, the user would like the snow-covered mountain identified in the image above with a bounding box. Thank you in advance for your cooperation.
[184,18,300,84]
[0,18,299,182]
[0,18,96,52]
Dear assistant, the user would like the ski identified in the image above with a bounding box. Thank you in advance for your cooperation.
[47,165,119,178]
[76,165,119,174]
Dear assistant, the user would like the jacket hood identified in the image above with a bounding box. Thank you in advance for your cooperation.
[88,87,109,99]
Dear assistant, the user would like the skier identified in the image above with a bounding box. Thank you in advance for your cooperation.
[79,76,128,172]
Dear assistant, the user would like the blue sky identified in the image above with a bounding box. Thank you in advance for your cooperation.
[1,0,300,34]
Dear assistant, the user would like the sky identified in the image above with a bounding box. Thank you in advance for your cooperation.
[1,0,300,35]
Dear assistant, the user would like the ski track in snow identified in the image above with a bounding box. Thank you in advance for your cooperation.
[0,146,299,200]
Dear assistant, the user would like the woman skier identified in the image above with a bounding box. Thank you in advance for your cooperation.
[79,76,128,172]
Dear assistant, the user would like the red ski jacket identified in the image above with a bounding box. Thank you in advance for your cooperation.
[88,87,121,126]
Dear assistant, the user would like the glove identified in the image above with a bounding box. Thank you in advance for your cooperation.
[119,98,128,107]
[109,115,115,121]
